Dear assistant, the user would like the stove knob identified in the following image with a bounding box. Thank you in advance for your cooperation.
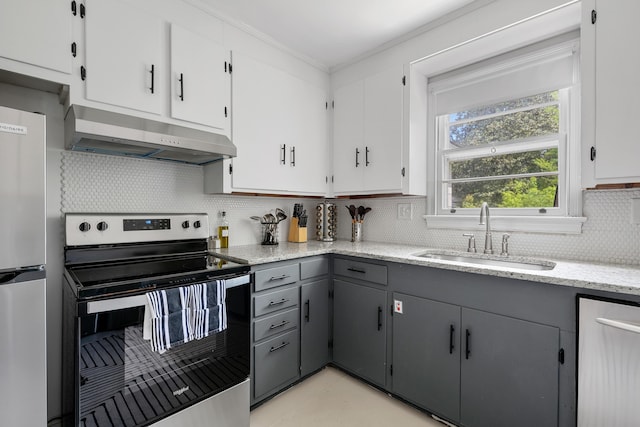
[96,221,109,231]
[193,220,201,229]
[182,220,190,229]
[79,222,91,232]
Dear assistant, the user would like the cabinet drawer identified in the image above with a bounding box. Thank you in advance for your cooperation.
[254,264,299,292]
[254,329,299,399]
[334,258,387,285]
[254,286,299,317]
[254,308,299,342]
[300,257,329,280]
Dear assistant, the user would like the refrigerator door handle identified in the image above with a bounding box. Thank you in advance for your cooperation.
[596,317,640,334]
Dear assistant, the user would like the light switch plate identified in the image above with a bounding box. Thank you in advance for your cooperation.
[397,203,413,220]
[394,299,403,314]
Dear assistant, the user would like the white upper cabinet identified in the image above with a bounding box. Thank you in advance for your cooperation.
[170,24,230,131]
[0,0,72,76]
[212,51,326,195]
[333,65,404,196]
[85,0,162,115]
[583,0,640,186]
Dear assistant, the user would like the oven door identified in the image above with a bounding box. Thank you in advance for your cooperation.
[73,278,250,427]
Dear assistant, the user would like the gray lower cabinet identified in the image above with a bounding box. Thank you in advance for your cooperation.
[460,308,559,427]
[392,293,461,421]
[333,279,387,387]
[300,278,330,377]
[254,329,300,398]
[392,291,560,427]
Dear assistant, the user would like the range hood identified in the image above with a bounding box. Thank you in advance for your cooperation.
[64,105,236,165]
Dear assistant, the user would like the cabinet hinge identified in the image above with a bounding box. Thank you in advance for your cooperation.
[390,364,393,376]
[401,167,405,177]
[591,9,597,24]
[71,0,77,16]
[80,2,85,18]
[558,348,565,364]
[402,75,406,86]
[328,289,334,299]
[229,164,233,175]
[590,146,596,161]
[224,106,228,118]
[71,42,77,58]
[80,66,86,81]
[328,339,333,349]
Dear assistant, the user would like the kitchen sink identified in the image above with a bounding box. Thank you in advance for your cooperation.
[412,251,555,271]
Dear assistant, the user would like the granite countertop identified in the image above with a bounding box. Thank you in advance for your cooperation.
[211,240,640,296]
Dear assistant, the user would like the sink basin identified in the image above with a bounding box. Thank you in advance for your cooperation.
[412,252,555,271]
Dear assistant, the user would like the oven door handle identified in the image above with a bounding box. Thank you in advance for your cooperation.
[87,295,148,314]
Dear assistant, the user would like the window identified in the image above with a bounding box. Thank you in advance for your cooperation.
[424,32,584,232]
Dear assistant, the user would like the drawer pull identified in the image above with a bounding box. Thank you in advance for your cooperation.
[268,298,290,307]
[269,320,290,330]
[269,274,291,281]
[347,267,366,274]
[269,341,290,353]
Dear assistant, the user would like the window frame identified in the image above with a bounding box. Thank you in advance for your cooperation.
[419,31,585,234]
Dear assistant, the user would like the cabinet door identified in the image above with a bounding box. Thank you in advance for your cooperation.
[333,279,386,386]
[300,279,330,377]
[392,293,461,423]
[0,0,71,74]
[254,329,299,400]
[231,52,326,194]
[460,308,559,427]
[363,66,403,193]
[85,0,162,114]
[593,0,640,182]
[170,24,229,130]
[332,80,364,194]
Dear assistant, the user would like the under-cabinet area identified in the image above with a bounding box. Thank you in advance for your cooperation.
[248,253,584,427]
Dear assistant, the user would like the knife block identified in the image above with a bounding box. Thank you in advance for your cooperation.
[288,218,307,243]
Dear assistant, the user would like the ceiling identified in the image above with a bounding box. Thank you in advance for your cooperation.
[198,0,478,69]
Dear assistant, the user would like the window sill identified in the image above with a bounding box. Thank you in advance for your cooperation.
[423,215,586,234]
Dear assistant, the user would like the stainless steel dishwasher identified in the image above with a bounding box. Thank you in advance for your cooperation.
[578,295,640,427]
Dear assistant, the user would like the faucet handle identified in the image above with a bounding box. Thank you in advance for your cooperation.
[463,233,477,253]
[501,233,510,256]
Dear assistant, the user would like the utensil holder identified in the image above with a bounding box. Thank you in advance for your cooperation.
[261,223,279,245]
[316,202,337,241]
[351,221,362,242]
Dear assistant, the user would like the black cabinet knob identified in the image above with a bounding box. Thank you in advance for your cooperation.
[96,221,108,231]
[79,222,91,232]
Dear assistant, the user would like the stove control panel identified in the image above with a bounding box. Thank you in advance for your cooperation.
[65,213,210,246]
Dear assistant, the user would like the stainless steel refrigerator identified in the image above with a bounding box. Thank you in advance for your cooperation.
[0,105,47,426]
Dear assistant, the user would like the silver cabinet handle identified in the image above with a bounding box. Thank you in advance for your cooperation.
[280,144,286,165]
[290,146,296,167]
[269,320,290,330]
[269,274,290,281]
[267,298,289,307]
[355,148,360,167]
[365,146,370,166]
[269,341,290,353]
[596,317,640,334]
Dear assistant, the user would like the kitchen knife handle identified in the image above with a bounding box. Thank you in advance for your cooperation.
[355,148,360,167]
[365,146,370,166]
[465,329,471,359]
[179,73,184,101]
[305,300,310,322]
[449,324,455,354]
[377,306,383,331]
[150,64,155,94]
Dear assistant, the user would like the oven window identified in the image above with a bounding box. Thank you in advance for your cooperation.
[78,285,249,426]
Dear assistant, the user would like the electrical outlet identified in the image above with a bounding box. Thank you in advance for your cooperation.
[397,203,413,220]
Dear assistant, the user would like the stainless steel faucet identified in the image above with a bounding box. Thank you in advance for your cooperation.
[479,202,493,254]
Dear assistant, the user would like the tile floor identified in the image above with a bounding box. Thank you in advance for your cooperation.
[250,366,444,427]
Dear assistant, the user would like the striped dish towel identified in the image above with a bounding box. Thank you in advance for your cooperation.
[188,280,227,341]
[145,287,190,354]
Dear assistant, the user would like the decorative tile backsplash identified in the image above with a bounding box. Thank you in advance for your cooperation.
[61,151,640,265]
